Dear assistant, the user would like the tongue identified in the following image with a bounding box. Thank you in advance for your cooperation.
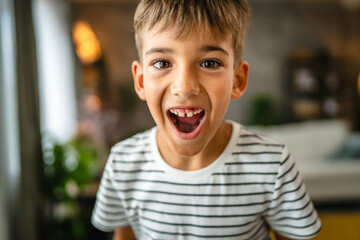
[177,114,201,125]
[176,114,202,133]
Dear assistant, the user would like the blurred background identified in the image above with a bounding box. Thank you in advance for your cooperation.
[0,0,359,239]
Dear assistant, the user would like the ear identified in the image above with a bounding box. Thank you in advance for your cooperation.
[132,60,146,101]
[231,61,249,99]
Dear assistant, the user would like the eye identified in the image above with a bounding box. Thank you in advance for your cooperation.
[152,60,172,69]
[200,59,223,69]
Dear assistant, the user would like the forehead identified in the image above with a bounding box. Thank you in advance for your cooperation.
[141,23,233,56]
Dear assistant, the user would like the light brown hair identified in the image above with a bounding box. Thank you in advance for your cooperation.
[134,0,251,65]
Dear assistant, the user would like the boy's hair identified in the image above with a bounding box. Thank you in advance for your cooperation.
[134,0,251,65]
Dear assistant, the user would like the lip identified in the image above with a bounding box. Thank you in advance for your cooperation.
[167,107,206,140]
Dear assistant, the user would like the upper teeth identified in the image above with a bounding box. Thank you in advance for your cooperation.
[170,109,203,117]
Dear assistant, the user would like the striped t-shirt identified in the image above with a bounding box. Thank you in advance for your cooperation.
[92,121,321,239]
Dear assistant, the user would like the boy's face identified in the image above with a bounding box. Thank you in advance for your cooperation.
[132,25,248,159]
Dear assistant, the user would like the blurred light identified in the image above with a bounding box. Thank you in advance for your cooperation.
[84,94,102,112]
[72,21,102,64]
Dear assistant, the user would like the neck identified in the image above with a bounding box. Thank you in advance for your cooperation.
[157,121,232,171]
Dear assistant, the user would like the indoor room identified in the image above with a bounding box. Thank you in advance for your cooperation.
[1,0,359,239]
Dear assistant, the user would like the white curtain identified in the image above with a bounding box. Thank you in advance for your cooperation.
[33,0,77,142]
[0,0,21,239]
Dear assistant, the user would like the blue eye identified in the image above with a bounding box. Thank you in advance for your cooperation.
[200,59,223,69]
[152,60,172,69]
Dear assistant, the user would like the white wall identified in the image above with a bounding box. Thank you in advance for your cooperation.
[226,0,360,124]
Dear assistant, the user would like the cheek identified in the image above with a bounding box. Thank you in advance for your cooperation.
[144,70,168,93]
[143,76,168,115]
[143,72,159,97]
[206,77,233,116]
[209,77,233,101]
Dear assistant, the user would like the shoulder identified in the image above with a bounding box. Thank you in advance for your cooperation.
[103,128,163,186]
[228,122,289,168]
[236,123,285,147]
[104,128,155,169]
[110,128,153,154]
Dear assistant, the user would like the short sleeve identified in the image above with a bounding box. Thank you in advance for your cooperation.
[264,147,322,239]
[91,153,130,232]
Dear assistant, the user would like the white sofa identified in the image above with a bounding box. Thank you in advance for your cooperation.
[250,120,360,202]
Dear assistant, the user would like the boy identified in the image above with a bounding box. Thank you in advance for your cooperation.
[92,0,321,239]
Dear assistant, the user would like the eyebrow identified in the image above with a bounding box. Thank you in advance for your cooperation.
[145,47,174,56]
[201,46,229,56]
[144,45,229,57]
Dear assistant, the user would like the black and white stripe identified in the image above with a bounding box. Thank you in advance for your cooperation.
[92,122,321,239]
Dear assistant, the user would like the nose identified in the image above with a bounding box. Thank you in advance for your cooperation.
[170,65,200,98]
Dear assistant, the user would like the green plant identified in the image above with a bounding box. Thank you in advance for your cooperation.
[42,134,103,239]
[249,94,280,126]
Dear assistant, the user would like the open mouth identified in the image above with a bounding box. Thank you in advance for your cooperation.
[168,108,205,134]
